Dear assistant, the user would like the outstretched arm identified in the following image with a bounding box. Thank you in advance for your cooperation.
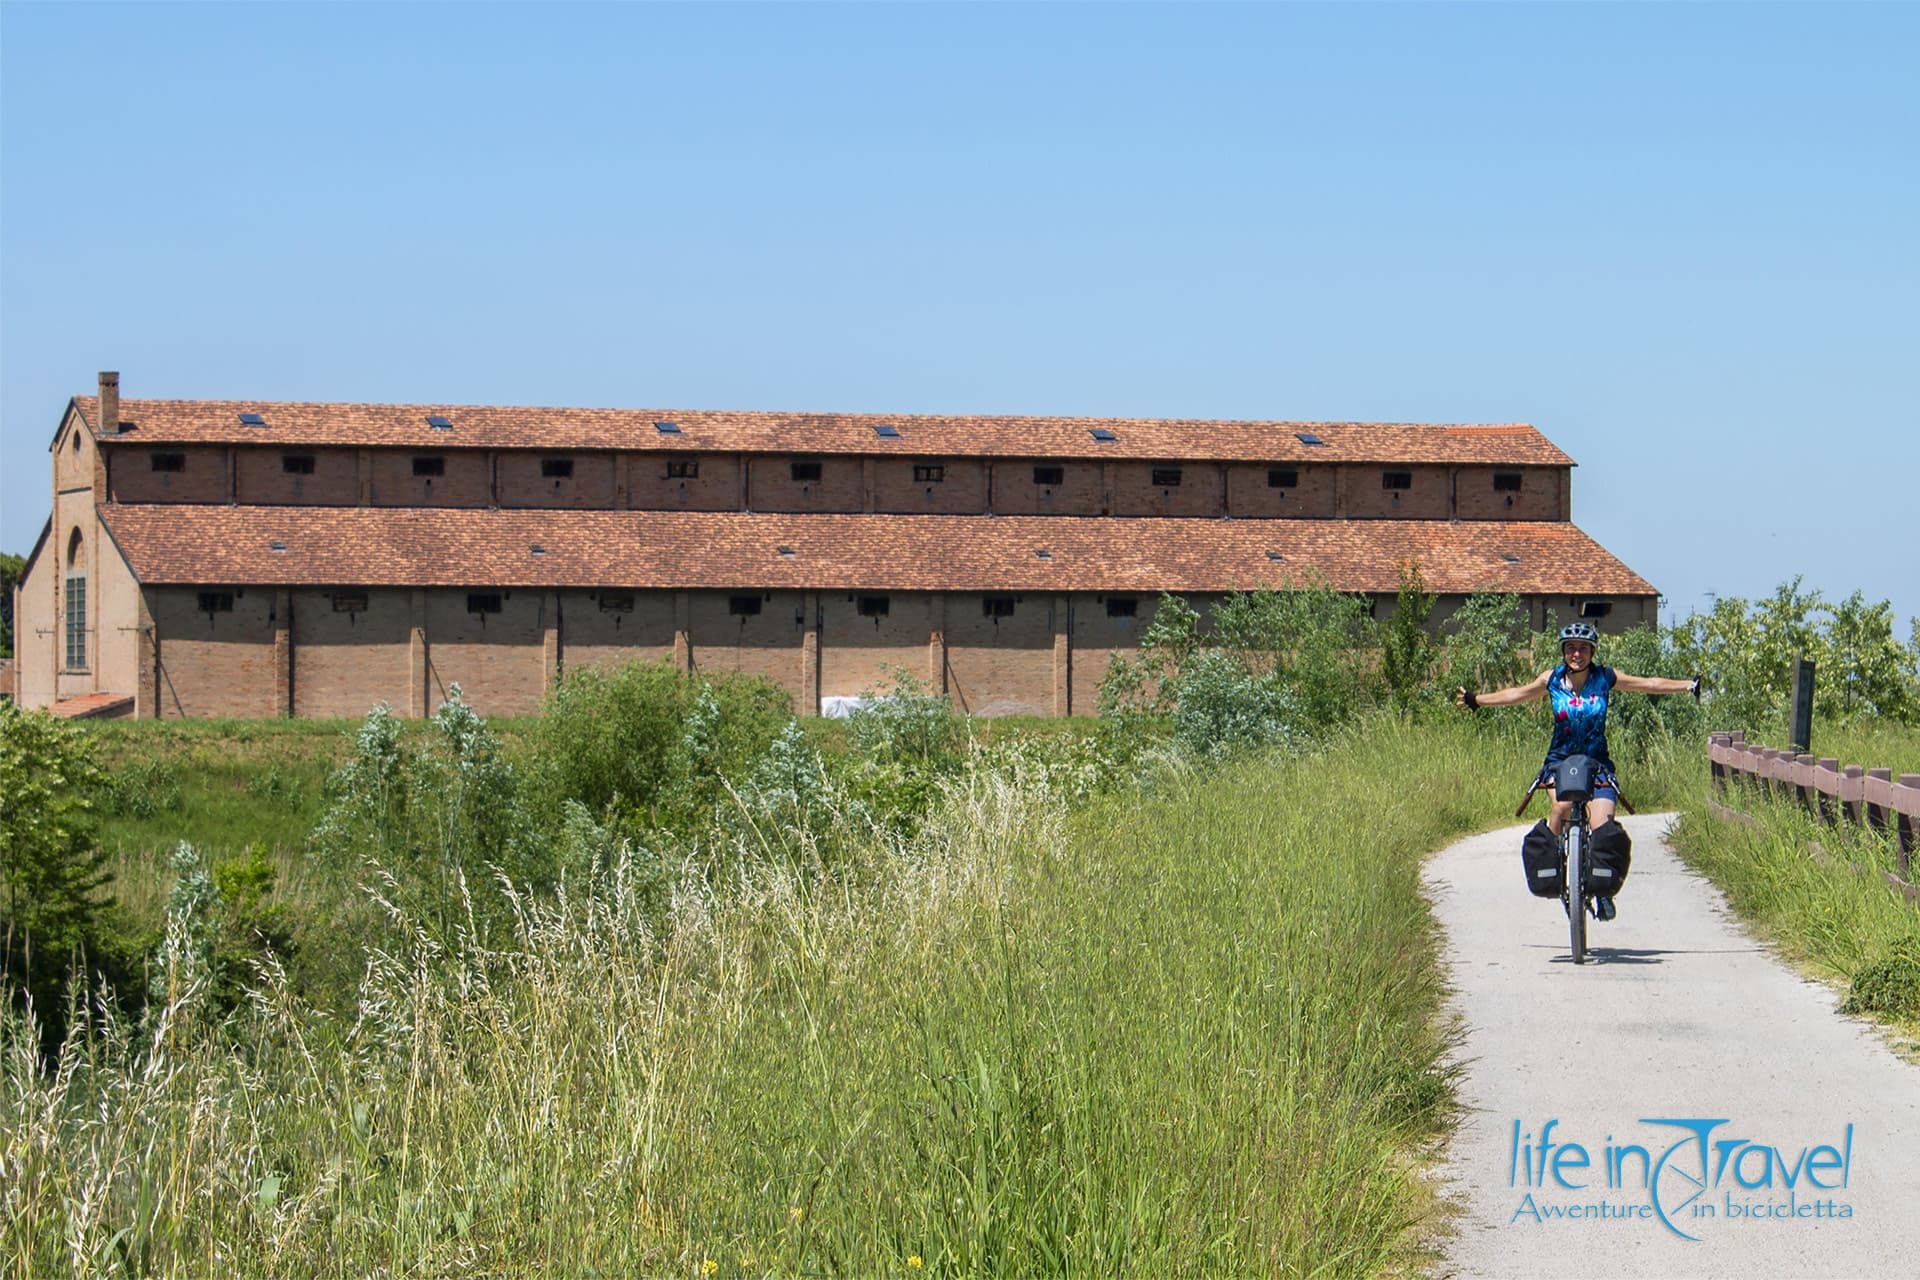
[1456,669,1551,710]
[1614,672,1701,697]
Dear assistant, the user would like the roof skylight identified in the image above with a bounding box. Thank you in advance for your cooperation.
[776,545,796,557]
[426,415,453,431]
[239,412,267,427]
[1090,428,1118,442]
[1295,432,1325,447]
[656,421,682,434]
[875,424,901,438]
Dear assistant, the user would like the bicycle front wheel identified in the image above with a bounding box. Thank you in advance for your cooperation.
[1566,824,1587,965]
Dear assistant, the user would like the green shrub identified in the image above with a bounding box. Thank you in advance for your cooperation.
[0,701,123,1055]
[1842,933,1920,1017]
[847,667,963,769]
[527,660,792,835]
[1171,649,1301,761]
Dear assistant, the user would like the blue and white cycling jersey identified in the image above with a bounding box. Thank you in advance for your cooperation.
[1544,663,1617,770]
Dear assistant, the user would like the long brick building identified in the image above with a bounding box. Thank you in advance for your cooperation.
[11,373,1656,719]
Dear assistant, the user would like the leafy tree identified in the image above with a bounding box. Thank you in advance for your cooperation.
[0,701,117,1053]
[1442,590,1532,696]
[0,550,24,659]
[1212,576,1377,729]
[1820,591,1918,722]
[1379,559,1437,716]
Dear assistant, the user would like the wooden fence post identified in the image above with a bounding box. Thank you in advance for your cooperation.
[1841,764,1866,826]
[1816,758,1840,825]
[1898,776,1920,882]
[1866,768,1893,835]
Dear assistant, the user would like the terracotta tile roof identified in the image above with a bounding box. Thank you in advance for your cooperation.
[50,693,135,719]
[99,505,1654,597]
[72,396,1575,466]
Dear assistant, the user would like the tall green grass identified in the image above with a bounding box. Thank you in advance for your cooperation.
[1667,722,1920,1029]
[3,717,1536,1278]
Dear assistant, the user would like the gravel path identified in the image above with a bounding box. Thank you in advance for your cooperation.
[1424,812,1920,1279]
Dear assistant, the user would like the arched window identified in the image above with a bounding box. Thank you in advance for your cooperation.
[64,528,87,671]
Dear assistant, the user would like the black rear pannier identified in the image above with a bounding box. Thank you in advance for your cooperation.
[1521,820,1564,898]
[1587,819,1632,894]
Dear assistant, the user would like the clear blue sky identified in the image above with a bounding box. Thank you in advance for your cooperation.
[4,1,1914,635]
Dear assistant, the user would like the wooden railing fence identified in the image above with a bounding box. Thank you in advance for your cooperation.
[1707,731,1920,888]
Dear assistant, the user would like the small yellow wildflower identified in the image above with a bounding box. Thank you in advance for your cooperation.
[908,1256,924,1270]
[789,1206,804,1221]
[701,1260,718,1277]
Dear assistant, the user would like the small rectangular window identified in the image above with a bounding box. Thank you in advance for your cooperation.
[1268,468,1298,489]
[599,593,635,613]
[1151,467,1183,488]
[667,460,699,479]
[1033,465,1064,487]
[729,595,763,617]
[983,596,1016,618]
[282,453,316,475]
[1383,471,1413,490]
[64,576,87,669]
[790,461,822,483]
[857,595,890,618]
[914,463,945,483]
[332,592,368,613]
[1494,472,1523,492]
[198,591,234,614]
[413,456,445,477]
[151,452,186,472]
[1579,601,1614,619]
[1106,597,1138,618]
[467,593,502,614]
[541,457,574,479]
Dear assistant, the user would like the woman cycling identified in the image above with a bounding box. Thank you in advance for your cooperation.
[1454,621,1700,917]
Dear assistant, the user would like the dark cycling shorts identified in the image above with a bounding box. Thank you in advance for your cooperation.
[1537,761,1620,802]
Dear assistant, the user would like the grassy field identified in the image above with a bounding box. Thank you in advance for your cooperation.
[5,715,1546,1278]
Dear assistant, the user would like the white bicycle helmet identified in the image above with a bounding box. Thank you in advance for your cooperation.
[1559,621,1600,650]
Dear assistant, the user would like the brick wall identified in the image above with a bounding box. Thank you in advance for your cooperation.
[1068,592,1160,707]
[628,453,745,511]
[747,456,866,513]
[291,588,414,718]
[1338,463,1451,519]
[685,589,809,699]
[234,446,362,505]
[818,590,939,701]
[368,449,491,508]
[108,445,231,504]
[1109,461,1228,517]
[1224,462,1338,518]
[497,452,619,509]
[988,461,1104,516]
[94,537,144,701]
[1452,466,1564,522]
[423,589,548,716]
[943,591,1057,716]
[871,458,990,515]
[151,586,279,718]
[12,545,56,708]
[557,589,679,674]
